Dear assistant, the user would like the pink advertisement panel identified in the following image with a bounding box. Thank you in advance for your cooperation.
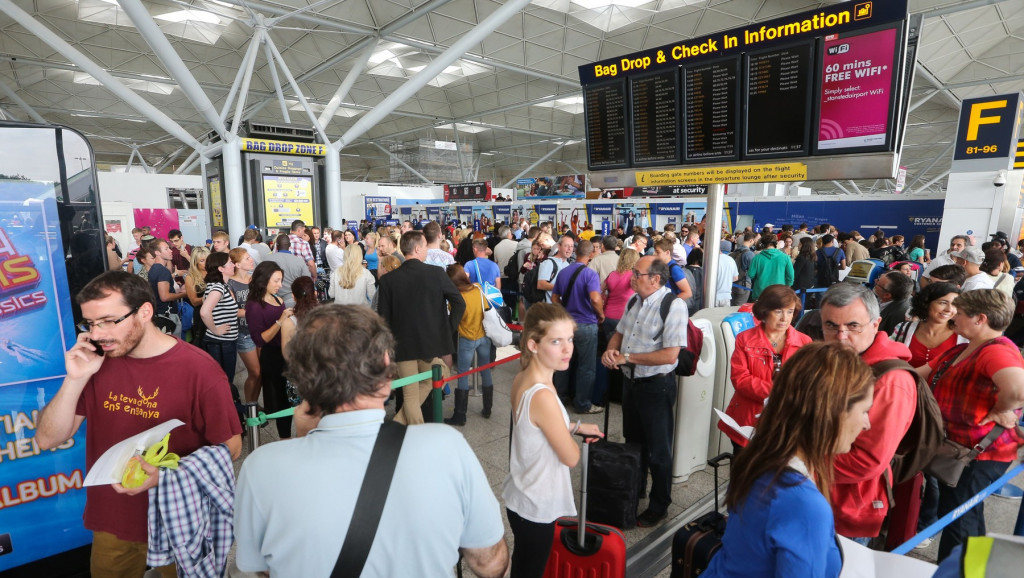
[133,209,180,240]
[817,27,898,151]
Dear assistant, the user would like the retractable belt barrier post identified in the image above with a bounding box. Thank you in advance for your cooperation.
[891,462,1024,555]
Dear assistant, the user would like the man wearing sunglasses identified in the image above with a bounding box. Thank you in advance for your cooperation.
[820,282,916,547]
[36,271,242,577]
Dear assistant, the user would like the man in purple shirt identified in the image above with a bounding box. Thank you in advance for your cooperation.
[552,240,605,414]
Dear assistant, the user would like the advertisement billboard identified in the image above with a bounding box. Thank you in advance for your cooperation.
[364,196,392,221]
[515,175,587,200]
[444,181,492,202]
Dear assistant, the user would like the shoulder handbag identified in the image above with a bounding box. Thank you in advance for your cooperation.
[330,421,407,578]
[924,341,1007,487]
[478,285,513,347]
[472,260,504,307]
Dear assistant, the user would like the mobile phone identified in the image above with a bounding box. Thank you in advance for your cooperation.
[89,340,105,356]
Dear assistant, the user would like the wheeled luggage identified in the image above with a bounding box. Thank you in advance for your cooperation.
[884,471,924,551]
[545,441,627,577]
[670,453,731,578]
[585,440,643,529]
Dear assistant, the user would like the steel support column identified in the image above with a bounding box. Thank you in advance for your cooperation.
[222,135,246,243]
[502,143,567,188]
[324,144,342,227]
[703,184,725,307]
[318,41,376,127]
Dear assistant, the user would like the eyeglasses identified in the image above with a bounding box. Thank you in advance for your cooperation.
[77,306,140,333]
[822,321,867,335]
[631,268,653,277]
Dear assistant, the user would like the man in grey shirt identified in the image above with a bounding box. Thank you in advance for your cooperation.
[264,234,310,308]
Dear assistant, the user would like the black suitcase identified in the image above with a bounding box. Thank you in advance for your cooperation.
[670,453,731,578]
[585,440,643,529]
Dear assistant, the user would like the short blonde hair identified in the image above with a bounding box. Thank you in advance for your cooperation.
[954,289,1014,332]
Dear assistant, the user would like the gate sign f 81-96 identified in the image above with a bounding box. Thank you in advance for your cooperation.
[952,92,1024,171]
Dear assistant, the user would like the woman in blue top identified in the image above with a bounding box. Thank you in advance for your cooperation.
[705,342,874,578]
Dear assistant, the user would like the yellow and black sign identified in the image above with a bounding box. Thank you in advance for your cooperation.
[953,93,1023,162]
[1015,139,1023,170]
[636,163,807,185]
[241,138,326,156]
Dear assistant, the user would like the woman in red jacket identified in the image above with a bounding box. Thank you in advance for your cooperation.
[722,284,812,452]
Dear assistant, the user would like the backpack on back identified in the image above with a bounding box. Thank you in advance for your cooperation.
[626,293,704,377]
[816,247,841,287]
[521,259,559,304]
[871,359,944,485]
[730,247,751,286]
[503,248,525,285]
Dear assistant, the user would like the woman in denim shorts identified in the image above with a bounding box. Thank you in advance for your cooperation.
[229,248,261,403]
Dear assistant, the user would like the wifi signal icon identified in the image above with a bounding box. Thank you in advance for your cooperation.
[820,118,844,140]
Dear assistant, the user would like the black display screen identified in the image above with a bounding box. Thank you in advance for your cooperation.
[630,69,681,166]
[744,42,814,158]
[585,80,630,170]
[684,57,740,162]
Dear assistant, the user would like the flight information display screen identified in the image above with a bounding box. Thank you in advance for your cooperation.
[684,57,741,162]
[585,80,630,169]
[744,41,814,158]
[630,69,681,166]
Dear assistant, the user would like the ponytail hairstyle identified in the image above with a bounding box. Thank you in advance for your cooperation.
[519,303,576,369]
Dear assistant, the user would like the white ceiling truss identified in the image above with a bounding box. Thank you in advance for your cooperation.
[0,0,1020,194]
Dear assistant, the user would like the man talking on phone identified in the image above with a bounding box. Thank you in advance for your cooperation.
[35,271,241,577]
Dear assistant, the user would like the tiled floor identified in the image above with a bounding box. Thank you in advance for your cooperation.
[226,345,1024,577]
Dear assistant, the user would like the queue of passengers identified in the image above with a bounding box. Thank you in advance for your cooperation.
[40,217,1024,577]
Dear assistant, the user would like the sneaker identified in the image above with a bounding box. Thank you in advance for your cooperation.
[578,405,604,415]
[913,537,933,550]
[636,508,667,528]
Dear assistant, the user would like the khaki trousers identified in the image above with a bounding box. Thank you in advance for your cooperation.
[394,358,445,425]
[91,531,176,578]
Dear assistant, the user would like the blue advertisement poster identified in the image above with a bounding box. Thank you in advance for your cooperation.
[0,184,90,570]
[515,175,586,200]
[364,196,392,220]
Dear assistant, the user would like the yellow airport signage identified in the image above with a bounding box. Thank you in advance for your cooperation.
[241,138,326,156]
[635,163,807,185]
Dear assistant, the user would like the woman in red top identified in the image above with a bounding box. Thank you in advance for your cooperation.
[915,289,1024,561]
[890,282,961,366]
[722,285,812,451]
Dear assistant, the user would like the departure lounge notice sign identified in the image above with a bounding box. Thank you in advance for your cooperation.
[580,0,909,173]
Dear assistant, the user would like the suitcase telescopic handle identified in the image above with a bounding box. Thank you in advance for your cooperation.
[578,440,590,549]
[707,452,732,513]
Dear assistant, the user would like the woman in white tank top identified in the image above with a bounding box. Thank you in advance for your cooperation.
[502,303,603,577]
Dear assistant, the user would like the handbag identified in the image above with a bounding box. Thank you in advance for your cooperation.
[472,260,504,307]
[479,286,513,347]
[330,422,406,578]
[925,425,1005,487]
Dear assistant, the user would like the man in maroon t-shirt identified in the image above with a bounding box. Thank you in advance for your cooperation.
[36,271,241,577]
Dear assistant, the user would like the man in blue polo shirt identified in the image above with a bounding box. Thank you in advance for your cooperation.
[552,240,605,414]
[466,239,501,288]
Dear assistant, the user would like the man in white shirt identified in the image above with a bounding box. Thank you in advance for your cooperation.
[537,236,573,303]
[493,226,518,272]
[714,249,739,307]
[239,228,262,265]
[954,246,994,292]
[923,235,971,278]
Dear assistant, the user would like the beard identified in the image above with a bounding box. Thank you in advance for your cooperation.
[103,318,147,358]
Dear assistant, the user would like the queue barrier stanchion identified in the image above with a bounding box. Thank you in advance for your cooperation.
[891,462,1024,555]
[431,364,444,424]
[244,402,259,453]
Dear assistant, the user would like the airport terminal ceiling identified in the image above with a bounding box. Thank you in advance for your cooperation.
[0,0,1020,195]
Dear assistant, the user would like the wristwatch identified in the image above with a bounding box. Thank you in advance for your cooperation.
[624,352,631,364]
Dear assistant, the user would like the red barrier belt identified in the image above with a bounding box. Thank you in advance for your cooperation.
[434,352,522,387]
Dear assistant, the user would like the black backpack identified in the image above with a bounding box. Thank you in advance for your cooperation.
[521,259,560,304]
[625,293,704,376]
[816,247,841,287]
[503,248,525,284]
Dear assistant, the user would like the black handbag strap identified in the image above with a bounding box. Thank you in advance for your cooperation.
[969,424,1005,458]
[330,421,407,578]
[563,263,587,302]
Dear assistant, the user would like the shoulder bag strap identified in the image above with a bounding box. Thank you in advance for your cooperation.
[330,421,407,578]
[563,264,587,302]
[969,424,1006,458]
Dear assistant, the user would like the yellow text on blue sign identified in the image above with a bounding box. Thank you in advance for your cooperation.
[241,138,326,156]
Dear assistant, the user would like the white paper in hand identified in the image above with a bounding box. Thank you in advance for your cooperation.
[83,419,184,487]
[714,409,754,440]
[837,536,936,578]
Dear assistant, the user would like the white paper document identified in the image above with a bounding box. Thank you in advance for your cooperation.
[837,536,936,578]
[83,419,184,487]
[714,409,754,440]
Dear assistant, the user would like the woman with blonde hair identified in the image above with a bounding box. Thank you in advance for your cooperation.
[229,247,261,403]
[330,244,376,306]
[503,303,604,577]
[601,248,638,338]
[705,342,874,577]
[184,246,210,346]
[363,231,380,281]
[371,255,403,311]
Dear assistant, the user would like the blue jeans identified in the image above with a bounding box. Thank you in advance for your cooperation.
[937,459,1010,561]
[554,323,598,412]
[622,372,677,514]
[205,338,239,403]
[457,336,492,391]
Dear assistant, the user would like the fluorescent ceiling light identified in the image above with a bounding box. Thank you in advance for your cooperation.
[436,123,491,134]
[534,96,585,114]
[155,10,221,24]
[572,0,652,8]
[367,43,491,87]
[73,72,176,95]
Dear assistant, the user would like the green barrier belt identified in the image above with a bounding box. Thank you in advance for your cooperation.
[244,371,435,427]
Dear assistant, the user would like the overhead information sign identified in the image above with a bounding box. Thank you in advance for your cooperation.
[636,162,807,185]
[951,93,1024,171]
[580,0,910,178]
[262,175,314,228]
[242,138,326,156]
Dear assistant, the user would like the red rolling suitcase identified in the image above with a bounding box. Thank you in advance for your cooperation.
[545,441,627,577]
[884,471,924,551]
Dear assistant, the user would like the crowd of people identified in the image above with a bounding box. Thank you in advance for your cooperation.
[38,214,1024,577]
